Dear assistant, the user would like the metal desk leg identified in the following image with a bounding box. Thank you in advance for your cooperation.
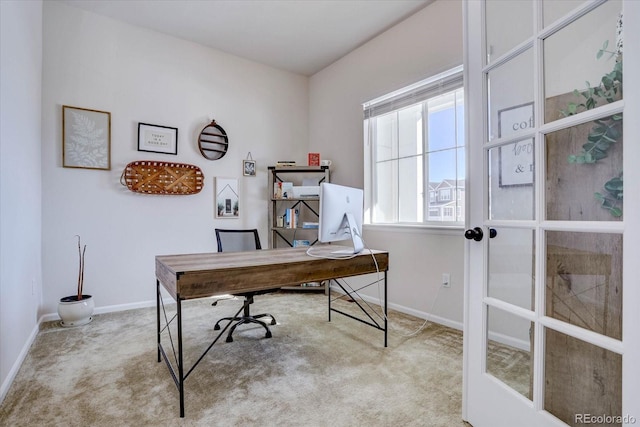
[328,279,331,321]
[156,280,161,362]
[384,271,388,348]
[177,296,185,417]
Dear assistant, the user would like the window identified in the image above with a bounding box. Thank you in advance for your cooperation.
[363,66,464,226]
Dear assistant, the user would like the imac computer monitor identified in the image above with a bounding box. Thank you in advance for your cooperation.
[318,183,364,254]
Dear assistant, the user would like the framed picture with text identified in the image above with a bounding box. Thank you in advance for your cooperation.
[498,102,534,187]
[138,123,178,155]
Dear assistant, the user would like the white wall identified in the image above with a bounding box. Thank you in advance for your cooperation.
[0,0,43,400]
[1,3,468,400]
[308,0,465,326]
[40,1,309,316]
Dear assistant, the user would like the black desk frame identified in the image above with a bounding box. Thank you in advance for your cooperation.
[156,252,388,418]
[327,271,388,347]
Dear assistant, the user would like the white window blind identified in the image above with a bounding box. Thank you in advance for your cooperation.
[363,65,464,120]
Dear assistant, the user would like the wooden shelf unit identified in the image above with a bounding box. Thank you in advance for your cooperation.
[268,165,330,291]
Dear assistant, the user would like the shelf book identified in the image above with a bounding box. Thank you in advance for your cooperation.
[284,208,299,228]
[267,165,330,292]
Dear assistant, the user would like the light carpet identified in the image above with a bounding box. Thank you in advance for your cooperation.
[0,291,470,426]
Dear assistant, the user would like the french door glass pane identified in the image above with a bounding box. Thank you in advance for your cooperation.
[545,231,622,340]
[543,0,622,124]
[542,0,588,27]
[486,306,533,400]
[545,113,623,221]
[488,228,535,310]
[485,0,532,65]
[488,141,535,220]
[544,328,621,426]
[487,49,534,142]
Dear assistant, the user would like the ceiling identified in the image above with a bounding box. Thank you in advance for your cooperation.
[62,0,431,76]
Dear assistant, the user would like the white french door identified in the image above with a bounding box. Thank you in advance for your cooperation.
[463,1,640,426]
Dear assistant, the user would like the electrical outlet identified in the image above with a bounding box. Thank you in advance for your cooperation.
[442,273,451,288]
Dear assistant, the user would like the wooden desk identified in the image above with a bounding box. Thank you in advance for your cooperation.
[156,246,389,417]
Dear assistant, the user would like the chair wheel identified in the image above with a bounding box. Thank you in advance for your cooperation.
[226,335,234,343]
[265,331,272,339]
[269,318,276,325]
[214,324,221,330]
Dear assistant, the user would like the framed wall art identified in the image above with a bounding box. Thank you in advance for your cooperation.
[138,123,178,155]
[498,102,534,187]
[243,160,256,176]
[215,177,239,218]
[243,152,256,176]
[62,105,111,170]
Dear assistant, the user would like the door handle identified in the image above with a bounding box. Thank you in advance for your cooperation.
[465,227,497,241]
[464,227,484,241]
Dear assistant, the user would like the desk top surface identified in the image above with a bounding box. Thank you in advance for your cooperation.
[156,246,388,300]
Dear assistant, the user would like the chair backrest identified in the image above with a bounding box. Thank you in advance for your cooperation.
[215,229,261,252]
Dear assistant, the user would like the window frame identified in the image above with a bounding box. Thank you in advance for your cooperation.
[363,66,465,229]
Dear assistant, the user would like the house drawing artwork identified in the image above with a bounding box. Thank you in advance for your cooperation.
[216,178,239,217]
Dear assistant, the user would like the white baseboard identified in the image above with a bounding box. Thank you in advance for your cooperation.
[487,330,531,352]
[0,322,40,404]
[330,286,463,331]
[388,301,463,331]
[39,298,173,323]
[340,289,529,350]
[2,296,181,403]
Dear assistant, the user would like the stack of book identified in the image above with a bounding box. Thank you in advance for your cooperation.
[276,161,296,167]
[284,208,299,228]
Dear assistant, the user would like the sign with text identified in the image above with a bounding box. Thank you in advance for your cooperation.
[138,123,178,155]
[498,103,534,187]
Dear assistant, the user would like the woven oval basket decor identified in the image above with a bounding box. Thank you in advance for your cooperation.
[121,161,204,195]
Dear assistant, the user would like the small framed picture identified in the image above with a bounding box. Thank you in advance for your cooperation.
[243,159,256,176]
[63,105,111,170]
[308,152,320,166]
[138,123,178,155]
[215,177,239,218]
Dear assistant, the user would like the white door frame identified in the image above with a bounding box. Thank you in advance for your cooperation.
[462,0,640,425]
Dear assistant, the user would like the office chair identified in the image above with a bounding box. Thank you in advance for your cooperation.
[213,229,278,342]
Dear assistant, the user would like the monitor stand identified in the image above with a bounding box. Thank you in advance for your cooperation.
[331,212,364,255]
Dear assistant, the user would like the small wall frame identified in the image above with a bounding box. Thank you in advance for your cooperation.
[62,105,111,170]
[243,160,256,176]
[215,177,239,218]
[137,123,178,155]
